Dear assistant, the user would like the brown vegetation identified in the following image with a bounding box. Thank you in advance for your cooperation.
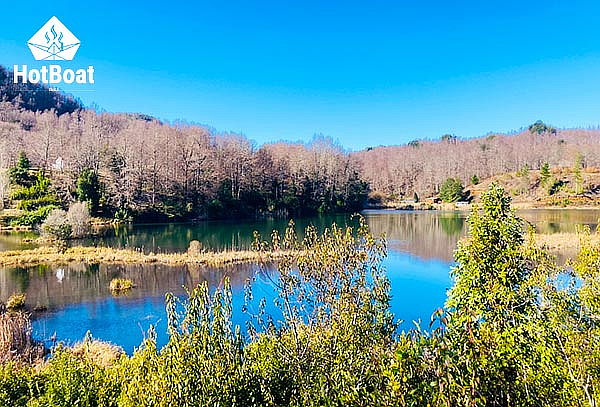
[355,128,600,200]
[0,101,366,220]
[0,310,44,363]
[0,246,293,267]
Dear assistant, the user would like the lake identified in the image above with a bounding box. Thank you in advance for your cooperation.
[0,209,597,353]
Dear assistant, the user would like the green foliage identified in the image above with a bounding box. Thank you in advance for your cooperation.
[528,120,557,135]
[470,174,480,185]
[16,195,59,211]
[76,169,102,215]
[9,171,59,227]
[407,139,420,148]
[0,363,37,407]
[10,172,51,201]
[439,178,464,203]
[8,152,35,187]
[540,162,551,185]
[28,346,121,407]
[446,184,534,324]
[441,134,457,143]
[10,205,58,227]
[7,189,600,406]
[516,164,530,178]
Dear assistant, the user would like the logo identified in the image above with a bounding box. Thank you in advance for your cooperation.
[27,16,80,61]
[14,16,94,86]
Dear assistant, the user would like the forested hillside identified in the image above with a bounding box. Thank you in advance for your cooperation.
[354,124,600,200]
[2,61,600,222]
[0,102,367,221]
[0,66,82,115]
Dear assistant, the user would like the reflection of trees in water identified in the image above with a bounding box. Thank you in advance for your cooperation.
[81,215,353,253]
[365,212,466,262]
[0,262,272,309]
[519,209,600,234]
[0,232,37,251]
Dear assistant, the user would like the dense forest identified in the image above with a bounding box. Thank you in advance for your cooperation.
[1,64,600,223]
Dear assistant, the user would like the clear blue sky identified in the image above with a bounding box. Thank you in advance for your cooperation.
[2,0,600,150]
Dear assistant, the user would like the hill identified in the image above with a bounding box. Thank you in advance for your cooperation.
[0,66,82,115]
[354,126,600,202]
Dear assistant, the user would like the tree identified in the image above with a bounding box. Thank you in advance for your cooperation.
[66,202,91,238]
[76,169,101,215]
[41,208,72,252]
[528,120,557,135]
[441,134,457,143]
[8,152,34,187]
[574,153,584,195]
[540,162,551,185]
[439,178,464,203]
[470,175,480,185]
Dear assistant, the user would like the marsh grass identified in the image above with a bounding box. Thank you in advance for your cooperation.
[0,246,293,267]
[109,278,134,292]
[6,294,26,310]
[0,310,44,363]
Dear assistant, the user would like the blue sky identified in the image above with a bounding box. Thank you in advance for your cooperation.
[2,0,600,150]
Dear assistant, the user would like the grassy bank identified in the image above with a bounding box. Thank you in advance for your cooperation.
[0,246,292,267]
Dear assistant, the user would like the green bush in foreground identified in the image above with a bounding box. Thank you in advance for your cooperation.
[2,184,599,406]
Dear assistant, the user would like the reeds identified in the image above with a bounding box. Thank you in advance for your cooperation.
[0,310,44,363]
[0,246,293,267]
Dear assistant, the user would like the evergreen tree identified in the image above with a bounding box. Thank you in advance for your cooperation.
[439,178,464,203]
[76,169,102,215]
[8,152,34,187]
[540,162,551,185]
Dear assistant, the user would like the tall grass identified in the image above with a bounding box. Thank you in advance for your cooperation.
[0,310,44,363]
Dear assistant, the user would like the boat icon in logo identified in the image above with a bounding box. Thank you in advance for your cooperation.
[27,16,80,61]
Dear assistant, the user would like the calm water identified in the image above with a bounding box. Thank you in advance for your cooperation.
[0,209,597,353]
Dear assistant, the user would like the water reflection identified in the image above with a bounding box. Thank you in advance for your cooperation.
[1,209,599,353]
[0,262,267,310]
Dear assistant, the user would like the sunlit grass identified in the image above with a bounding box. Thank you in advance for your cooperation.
[0,246,293,267]
[109,278,134,292]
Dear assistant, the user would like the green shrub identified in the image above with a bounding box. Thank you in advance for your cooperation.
[0,363,37,407]
[439,178,464,203]
[29,346,121,407]
[10,205,58,227]
[16,195,59,211]
[6,187,600,406]
[8,152,35,187]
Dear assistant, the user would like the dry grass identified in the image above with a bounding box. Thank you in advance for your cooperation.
[109,278,134,292]
[0,310,44,363]
[6,293,26,310]
[0,246,293,267]
[535,232,600,251]
[71,340,124,367]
